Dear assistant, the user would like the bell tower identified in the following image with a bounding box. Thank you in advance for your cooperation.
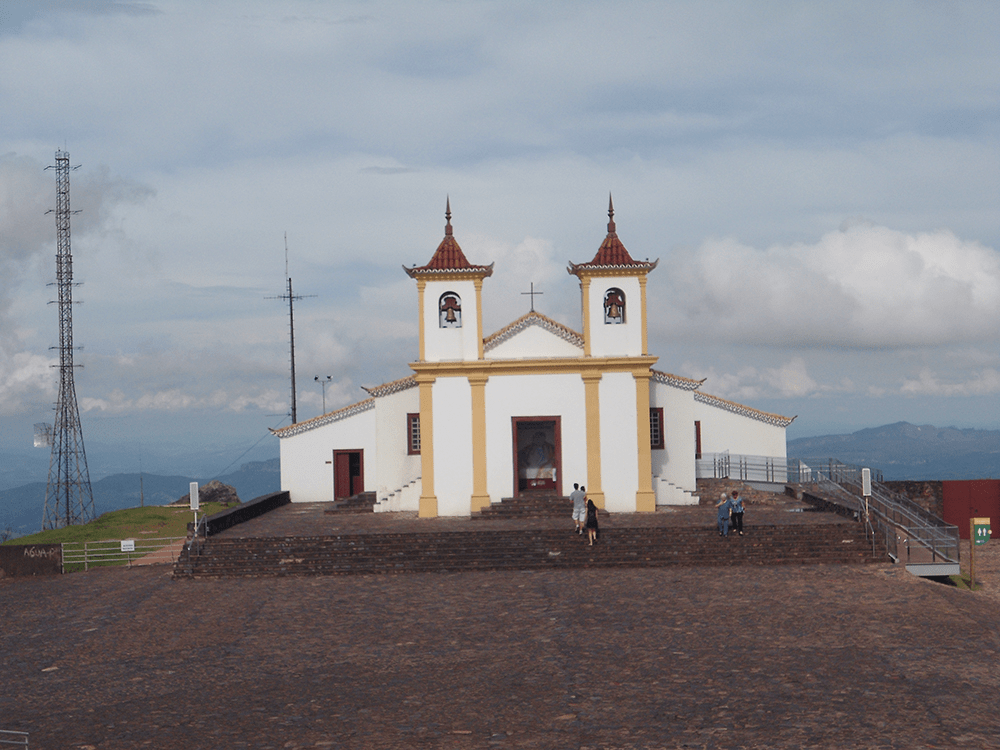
[404,199,494,362]
[568,195,658,358]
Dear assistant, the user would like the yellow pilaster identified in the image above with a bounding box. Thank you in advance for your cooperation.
[474,278,485,360]
[580,277,592,357]
[417,280,427,362]
[582,372,604,508]
[469,374,490,512]
[417,375,438,517]
[634,369,655,512]
[638,274,649,356]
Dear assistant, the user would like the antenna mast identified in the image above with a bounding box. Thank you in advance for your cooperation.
[42,150,96,529]
[267,234,315,424]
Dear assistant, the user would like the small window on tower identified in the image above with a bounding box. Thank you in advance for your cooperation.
[650,407,664,450]
[604,288,625,324]
[439,292,462,328]
[407,413,421,455]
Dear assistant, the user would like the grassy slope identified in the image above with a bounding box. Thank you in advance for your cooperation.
[2,502,230,546]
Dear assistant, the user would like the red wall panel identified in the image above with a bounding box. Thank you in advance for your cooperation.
[942,480,1000,539]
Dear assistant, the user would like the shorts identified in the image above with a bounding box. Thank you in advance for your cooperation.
[573,506,586,522]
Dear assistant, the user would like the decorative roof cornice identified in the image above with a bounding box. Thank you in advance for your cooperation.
[651,369,705,391]
[362,374,418,397]
[270,398,375,439]
[404,198,494,280]
[568,195,658,278]
[694,391,796,428]
[483,311,584,352]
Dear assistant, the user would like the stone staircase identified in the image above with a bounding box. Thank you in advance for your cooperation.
[472,492,574,519]
[174,523,882,579]
[324,491,377,514]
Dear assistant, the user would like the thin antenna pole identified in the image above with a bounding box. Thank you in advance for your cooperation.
[267,234,315,424]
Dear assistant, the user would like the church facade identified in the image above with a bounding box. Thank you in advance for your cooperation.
[273,200,792,516]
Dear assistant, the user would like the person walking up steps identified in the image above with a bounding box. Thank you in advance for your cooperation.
[716,492,734,538]
[584,488,599,546]
[731,489,745,536]
[570,483,586,534]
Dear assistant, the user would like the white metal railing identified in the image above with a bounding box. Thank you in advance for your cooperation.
[61,537,187,573]
[0,730,28,747]
[696,452,789,483]
[792,458,960,568]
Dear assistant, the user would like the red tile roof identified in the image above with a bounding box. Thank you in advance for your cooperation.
[405,199,494,278]
[568,196,658,276]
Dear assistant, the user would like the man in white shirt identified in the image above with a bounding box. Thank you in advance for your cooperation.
[570,483,587,534]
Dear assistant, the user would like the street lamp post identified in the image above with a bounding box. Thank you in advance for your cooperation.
[314,375,332,414]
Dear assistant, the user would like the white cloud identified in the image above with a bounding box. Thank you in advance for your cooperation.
[900,369,1000,397]
[660,223,1000,349]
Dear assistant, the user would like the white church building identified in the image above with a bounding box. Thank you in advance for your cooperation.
[273,200,792,517]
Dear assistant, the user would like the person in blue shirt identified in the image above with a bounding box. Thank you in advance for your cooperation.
[730,489,745,536]
[716,492,734,538]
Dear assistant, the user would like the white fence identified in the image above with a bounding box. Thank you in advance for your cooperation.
[696,452,789,483]
[0,730,28,747]
[61,537,187,572]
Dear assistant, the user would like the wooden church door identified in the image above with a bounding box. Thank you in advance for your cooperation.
[333,450,364,499]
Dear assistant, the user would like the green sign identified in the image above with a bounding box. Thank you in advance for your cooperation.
[973,517,991,547]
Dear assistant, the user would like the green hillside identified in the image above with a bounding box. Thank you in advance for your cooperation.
[3,502,229,547]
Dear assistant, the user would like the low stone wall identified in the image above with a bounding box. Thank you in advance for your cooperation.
[194,491,291,537]
[0,543,62,577]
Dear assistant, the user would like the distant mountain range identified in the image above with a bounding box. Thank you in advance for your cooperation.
[787,422,1000,481]
[0,458,280,540]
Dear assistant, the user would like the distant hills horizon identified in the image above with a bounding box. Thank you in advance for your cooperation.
[786,421,1000,481]
[4,421,999,540]
[0,458,280,541]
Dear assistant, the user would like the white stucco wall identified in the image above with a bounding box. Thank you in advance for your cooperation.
[484,373,588,501]
[599,371,640,512]
[650,382,697,491]
[694,398,788,458]
[422,279,481,362]
[587,276,643,357]
[485,326,582,359]
[374,386,421,500]
[432,376,474,516]
[278,405,377,503]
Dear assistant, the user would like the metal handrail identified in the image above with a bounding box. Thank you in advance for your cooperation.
[61,537,187,572]
[697,452,960,568]
[0,729,29,747]
[800,461,959,567]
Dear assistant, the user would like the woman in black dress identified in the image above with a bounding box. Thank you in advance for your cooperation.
[585,493,599,546]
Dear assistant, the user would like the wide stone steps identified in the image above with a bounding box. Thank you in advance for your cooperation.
[473,494,588,519]
[174,523,881,578]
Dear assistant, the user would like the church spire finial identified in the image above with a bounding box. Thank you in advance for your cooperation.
[445,196,453,236]
[607,192,616,234]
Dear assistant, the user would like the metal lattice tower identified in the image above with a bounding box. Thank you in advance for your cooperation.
[42,150,96,530]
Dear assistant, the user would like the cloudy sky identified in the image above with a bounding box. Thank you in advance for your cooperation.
[1,0,998,479]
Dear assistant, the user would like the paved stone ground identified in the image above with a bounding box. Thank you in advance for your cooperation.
[3,529,1000,749]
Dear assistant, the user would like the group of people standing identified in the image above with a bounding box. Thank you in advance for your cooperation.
[715,489,745,538]
[567,484,745,543]
[569,483,599,546]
